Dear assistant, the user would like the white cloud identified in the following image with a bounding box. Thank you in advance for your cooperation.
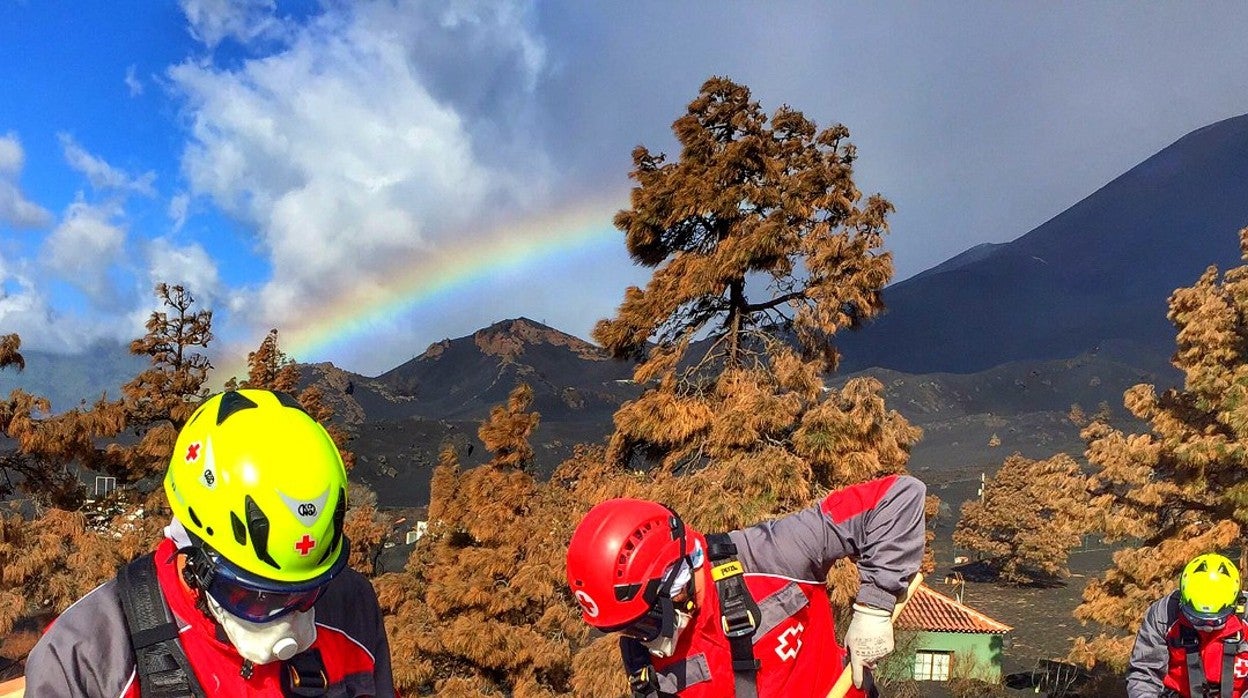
[144,236,222,306]
[169,0,552,331]
[125,64,144,96]
[0,250,137,354]
[0,135,22,174]
[59,134,157,196]
[0,133,53,229]
[41,199,128,304]
[179,0,286,49]
[168,192,190,231]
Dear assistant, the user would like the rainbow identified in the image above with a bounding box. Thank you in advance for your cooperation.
[241,194,627,375]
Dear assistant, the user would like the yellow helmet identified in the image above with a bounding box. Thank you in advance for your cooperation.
[1179,553,1241,630]
[165,389,348,589]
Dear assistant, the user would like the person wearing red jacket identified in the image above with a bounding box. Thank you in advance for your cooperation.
[1128,553,1248,698]
[565,474,926,698]
[24,389,397,697]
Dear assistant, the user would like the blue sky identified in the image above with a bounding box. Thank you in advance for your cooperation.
[3,2,1248,376]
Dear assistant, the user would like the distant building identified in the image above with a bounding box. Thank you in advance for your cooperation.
[405,520,428,545]
[885,584,1013,684]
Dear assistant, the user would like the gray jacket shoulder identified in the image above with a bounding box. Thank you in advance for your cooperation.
[1126,591,1180,698]
[728,475,927,610]
[25,579,136,698]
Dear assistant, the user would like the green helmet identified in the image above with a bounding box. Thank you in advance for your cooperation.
[1179,553,1241,631]
[165,389,348,586]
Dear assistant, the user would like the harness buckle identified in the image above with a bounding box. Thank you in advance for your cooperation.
[721,607,758,638]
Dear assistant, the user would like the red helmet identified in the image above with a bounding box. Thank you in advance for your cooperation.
[566,498,689,630]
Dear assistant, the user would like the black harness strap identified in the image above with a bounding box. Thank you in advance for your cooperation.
[117,554,207,698]
[1220,631,1242,698]
[621,636,663,698]
[706,533,761,698]
[1179,624,1205,698]
[281,648,330,698]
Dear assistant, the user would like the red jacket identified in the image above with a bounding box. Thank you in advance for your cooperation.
[1128,591,1248,698]
[648,475,926,697]
[25,537,396,697]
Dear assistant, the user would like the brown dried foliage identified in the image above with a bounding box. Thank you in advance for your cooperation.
[224,328,300,395]
[0,334,23,372]
[376,386,586,695]
[1074,227,1248,666]
[0,508,129,636]
[594,76,893,376]
[953,453,1092,585]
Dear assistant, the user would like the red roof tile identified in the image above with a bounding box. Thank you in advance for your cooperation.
[895,584,1013,634]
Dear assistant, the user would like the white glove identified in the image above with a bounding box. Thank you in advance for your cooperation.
[844,603,894,688]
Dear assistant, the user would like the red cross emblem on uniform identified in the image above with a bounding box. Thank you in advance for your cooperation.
[1235,655,1248,679]
[295,534,317,556]
[185,443,200,462]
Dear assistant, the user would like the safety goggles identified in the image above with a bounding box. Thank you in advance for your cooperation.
[1181,606,1232,633]
[205,574,326,623]
[188,535,350,623]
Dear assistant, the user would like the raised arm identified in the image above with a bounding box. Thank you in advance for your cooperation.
[729,474,927,611]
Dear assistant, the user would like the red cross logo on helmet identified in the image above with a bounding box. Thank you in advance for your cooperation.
[295,534,317,556]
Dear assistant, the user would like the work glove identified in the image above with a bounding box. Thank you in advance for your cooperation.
[844,603,894,688]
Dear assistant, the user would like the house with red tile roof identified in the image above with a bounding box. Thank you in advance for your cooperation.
[886,583,1013,684]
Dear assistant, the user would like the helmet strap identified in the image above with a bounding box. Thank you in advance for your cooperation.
[178,541,220,619]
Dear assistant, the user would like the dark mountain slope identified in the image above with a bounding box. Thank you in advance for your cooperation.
[373,317,637,422]
[837,114,1248,374]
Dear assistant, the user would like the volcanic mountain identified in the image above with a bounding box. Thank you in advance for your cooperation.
[835,114,1248,376]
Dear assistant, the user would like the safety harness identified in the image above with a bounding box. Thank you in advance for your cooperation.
[116,553,329,698]
[621,533,762,698]
[1175,623,1247,698]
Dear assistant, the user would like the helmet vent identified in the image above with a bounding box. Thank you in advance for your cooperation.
[187,506,203,529]
[615,521,659,577]
[316,487,346,565]
[245,494,282,570]
[230,511,247,546]
[216,391,259,425]
[185,405,204,428]
[272,390,310,415]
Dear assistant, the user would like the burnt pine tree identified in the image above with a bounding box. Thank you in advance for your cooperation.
[591,76,918,520]
[375,384,584,696]
[1072,227,1248,666]
[0,333,133,510]
[0,333,71,506]
[102,283,214,484]
[0,334,23,371]
[224,328,300,394]
[953,453,1091,585]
